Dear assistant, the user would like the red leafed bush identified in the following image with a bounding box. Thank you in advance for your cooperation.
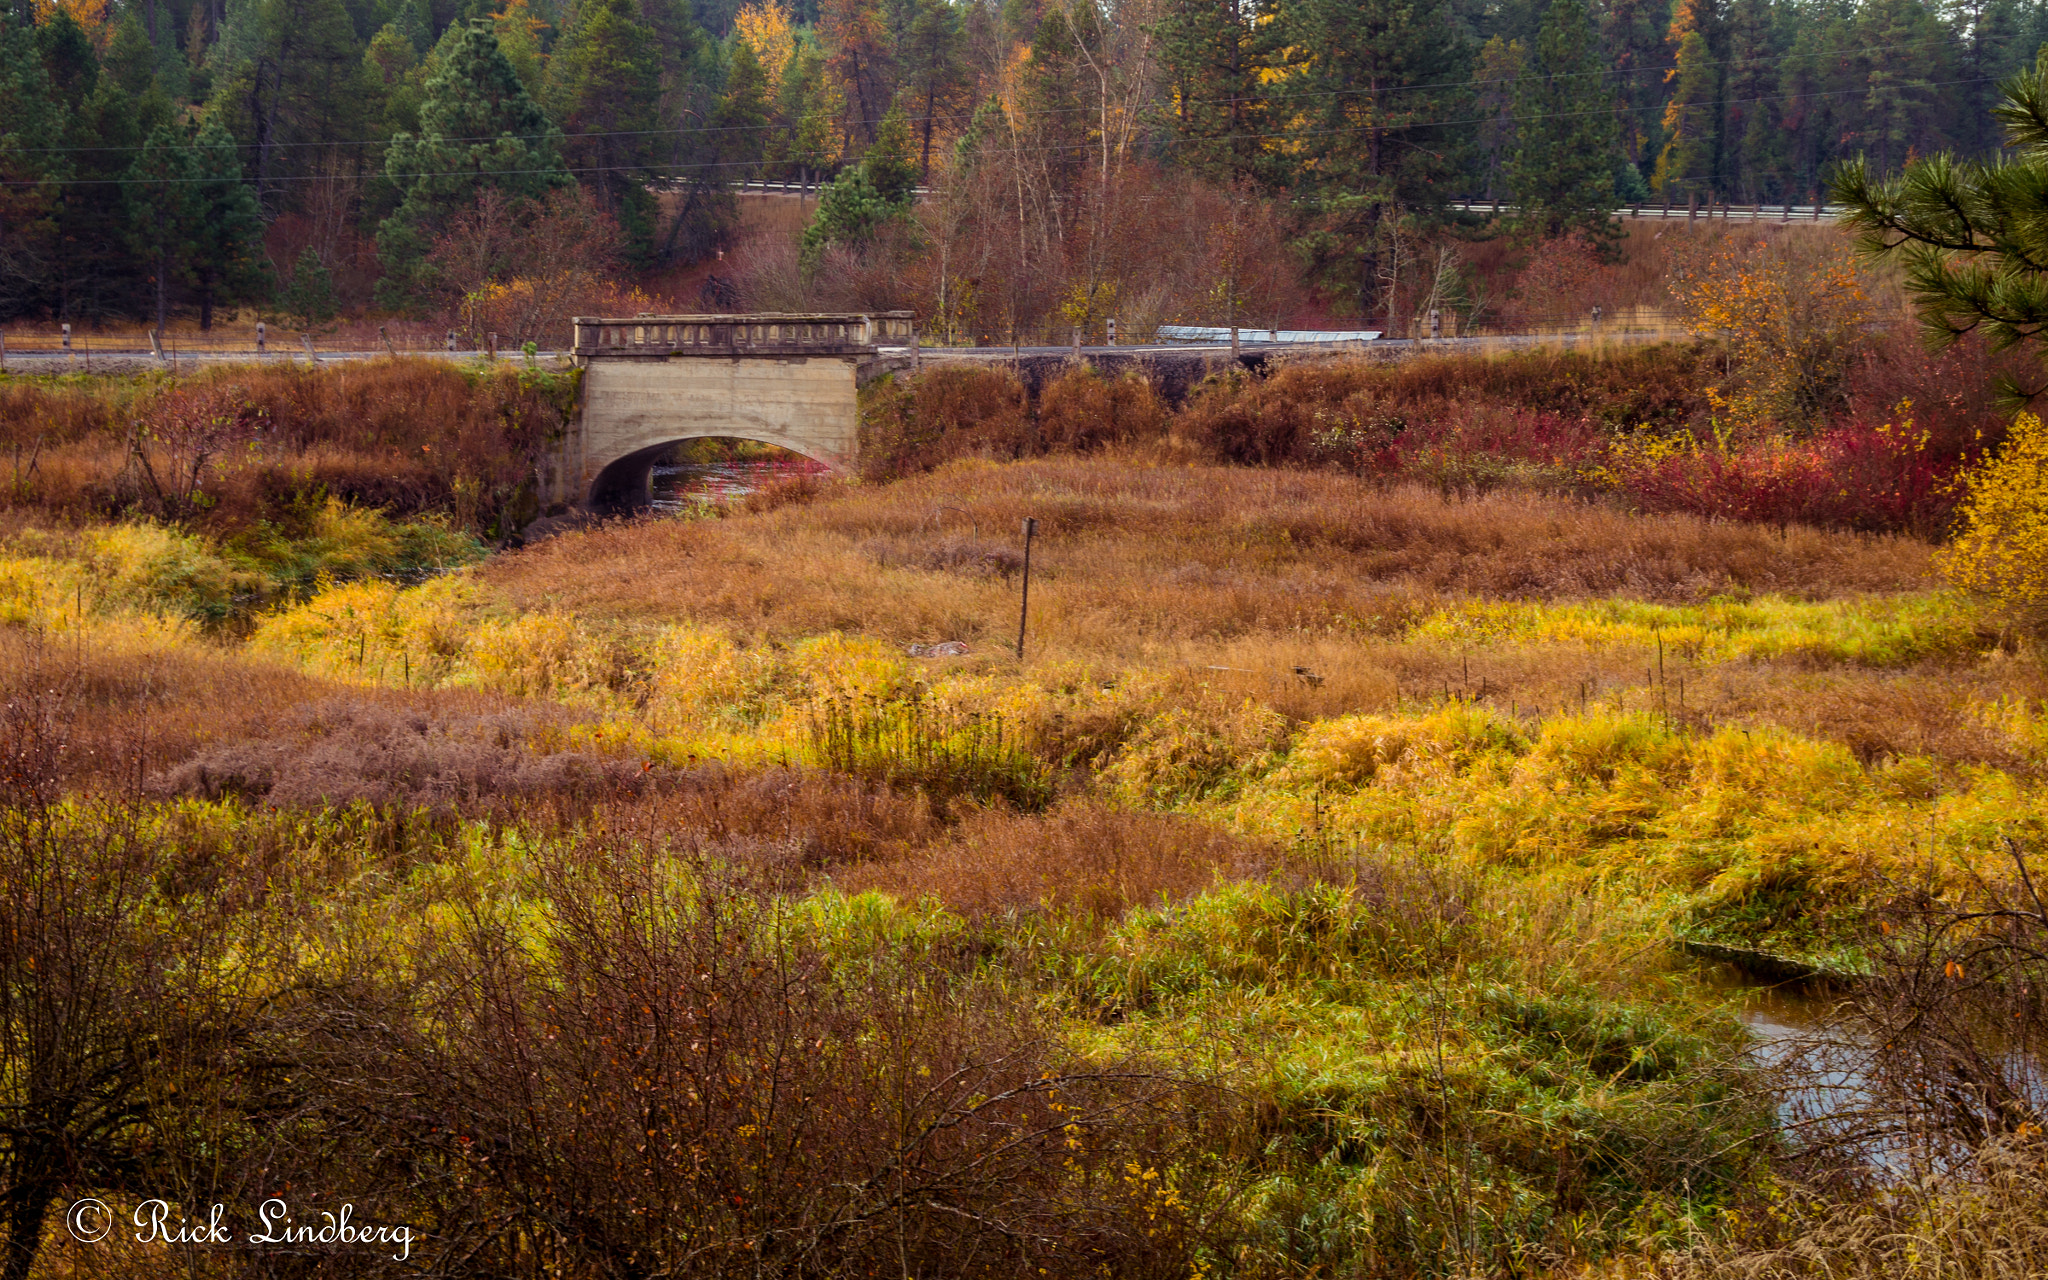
[1616,409,1988,535]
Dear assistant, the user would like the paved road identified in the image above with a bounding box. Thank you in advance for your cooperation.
[0,329,1674,374]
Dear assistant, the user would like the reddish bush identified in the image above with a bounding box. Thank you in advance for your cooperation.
[1617,412,1982,535]
[2,361,569,539]
[1035,368,1170,452]
[859,365,1032,479]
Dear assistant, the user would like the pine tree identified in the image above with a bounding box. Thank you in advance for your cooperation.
[896,0,966,179]
[864,95,918,202]
[186,119,270,330]
[1655,28,1718,199]
[124,123,196,335]
[1851,0,1951,174]
[799,165,893,270]
[546,0,662,221]
[1601,0,1667,174]
[379,18,568,307]
[397,0,433,53]
[1278,0,1473,320]
[1838,56,2048,402]
[0,16,65,318]
[1719,0,1782,200]
[278,245,339,330]
[1153,0,1272,183]
[1474,35,1523,203]
[1506,0,1618,238]
[715,36,773,177]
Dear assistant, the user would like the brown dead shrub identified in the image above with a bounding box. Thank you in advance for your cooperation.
[1035,368,1171,452]
[841,802,1275,920]
[368,849,1209,1280]
[859,365,1033,479]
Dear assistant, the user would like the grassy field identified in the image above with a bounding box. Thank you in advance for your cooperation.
[2,357,2044,1279]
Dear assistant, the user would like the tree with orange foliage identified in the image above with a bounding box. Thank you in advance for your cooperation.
[1668,235,1874,430]
[820,0,891,153]
[27,0,107,32]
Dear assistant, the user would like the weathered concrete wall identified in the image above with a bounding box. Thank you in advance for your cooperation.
[561,354,862,509]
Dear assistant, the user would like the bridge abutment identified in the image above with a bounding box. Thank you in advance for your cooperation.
[562,312,912,512]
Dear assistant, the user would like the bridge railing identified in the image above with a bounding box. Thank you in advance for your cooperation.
[573,312,915,357]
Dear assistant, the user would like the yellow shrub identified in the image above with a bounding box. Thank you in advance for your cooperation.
[248,574,488,684]
[470,612,582,697]
[1939,411,2048,625]
[1289,703,1523,788]
[787,632,910,702]
[645,624,783,729]
[1101,700,1286,806]
[85,522,262,625]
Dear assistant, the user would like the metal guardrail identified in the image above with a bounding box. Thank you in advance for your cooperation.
[1450,199,1844,223]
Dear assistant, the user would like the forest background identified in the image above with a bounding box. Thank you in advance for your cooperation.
[3,0,2045,347]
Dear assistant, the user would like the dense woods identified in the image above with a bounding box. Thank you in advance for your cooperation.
[4,0,2048,337]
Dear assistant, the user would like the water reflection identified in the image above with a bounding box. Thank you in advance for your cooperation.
[650,453,829,513]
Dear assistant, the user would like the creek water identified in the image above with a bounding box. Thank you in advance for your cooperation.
[649,455,830,513]
[1721,966,2045,1173]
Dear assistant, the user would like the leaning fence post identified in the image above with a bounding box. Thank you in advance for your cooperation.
[1016,517,1038,663]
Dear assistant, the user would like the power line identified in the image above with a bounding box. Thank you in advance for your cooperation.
[3,68,2004,189]
[0,27,1993,161]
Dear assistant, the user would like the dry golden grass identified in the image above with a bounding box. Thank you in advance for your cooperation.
[471,456,2006,771]
[491,455,1930,635]
[838,803,1276,920]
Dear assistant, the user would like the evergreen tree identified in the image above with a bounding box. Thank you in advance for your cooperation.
[1837,56,2048,401]
[379,18,568,307]
[715,36,773,182]
[124,123,197,335]
[896,0,967,179]
[0,16,65,318]
[1505,0,1618,238]
[798,163,894,269]
[103,12,160,97]
[186,119,270,330]
[397,0,433,53]
[278,245,340,329]
[864,95,918,202]
[1278,0,1473,320]
[36,7,99,107]
[1601,0,1667,175]
[546,0,662,222]
[1153,0,1272,183]
[1473,35,1523,203]
[1656,27,1718,199]
[1851,0,1952,174]
[1719,0,1783,200]
[51,69,169,320]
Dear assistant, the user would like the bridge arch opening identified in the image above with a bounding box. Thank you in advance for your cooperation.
[588,435,837,515]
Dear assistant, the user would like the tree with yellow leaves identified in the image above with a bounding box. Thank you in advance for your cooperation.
[1668,235,1874,431]
[1940,411,2048,626]
[733,0,795,84]
[28,0,108,32]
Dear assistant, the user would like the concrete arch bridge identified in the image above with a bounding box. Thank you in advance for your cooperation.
[551,312,914,513]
